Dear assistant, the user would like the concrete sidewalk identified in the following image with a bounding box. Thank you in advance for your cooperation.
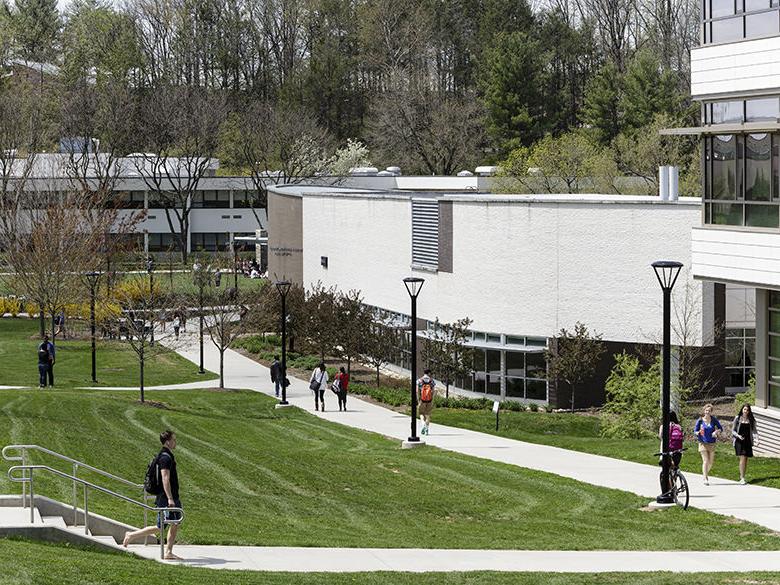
[127,545,780,573]
[166,333,780,533]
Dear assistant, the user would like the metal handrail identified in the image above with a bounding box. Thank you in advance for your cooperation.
[8,464,183,560]
[2,445,142,490]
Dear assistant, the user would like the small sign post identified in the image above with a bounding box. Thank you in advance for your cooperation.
[492,401,500,431]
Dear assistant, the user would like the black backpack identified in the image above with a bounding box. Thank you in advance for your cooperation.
[38,346,49,361]
[143,451,163,495]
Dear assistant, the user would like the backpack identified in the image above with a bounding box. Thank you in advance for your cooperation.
[143,451,164,495]
[420,380,434,403]
[669,423,684,450]
[38,345,49,361]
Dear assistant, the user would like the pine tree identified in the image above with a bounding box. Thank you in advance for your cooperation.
[11,0,60,62]
[620,49,681,132]
[583,59,623,145]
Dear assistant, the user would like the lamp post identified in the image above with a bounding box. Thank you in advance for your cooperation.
[85,271,102,384]
[275,280,291,406]
[146,256,155,346]
[403,277,425,444]
[193,262,209,374]
[652,260,683,504]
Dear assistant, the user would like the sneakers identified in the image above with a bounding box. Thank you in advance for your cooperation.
[421,424,429,435]
[739,478,747,485]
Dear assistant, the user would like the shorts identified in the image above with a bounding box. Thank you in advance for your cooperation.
[698,442,716,454]
[418,401,433,416]
[155,496,183,528]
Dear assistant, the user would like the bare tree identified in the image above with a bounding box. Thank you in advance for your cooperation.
[421,317,474,398]
[132,85,227,262]
[335,289,371,376]
[360,317,397,387]
[303,281,338,361]
[546,322,605,412]
[202,285,248,388]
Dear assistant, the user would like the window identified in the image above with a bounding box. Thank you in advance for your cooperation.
[148,232,174,252]
[190,232,230,251]
[704,0,780,44]
[233,190,253,208]
[746,98,780,122]
[114,191,145,209]
[711,101,743,124]
[769,293,780,406]
[193,190,230,209]
[704,133,780,229]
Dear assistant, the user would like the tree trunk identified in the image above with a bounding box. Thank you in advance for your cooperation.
[219,348,224,389]
[376,365,380,387]
[39,307,44,338]
[140,349,145,403]
[570,382,575,413]
[347,357,351,376]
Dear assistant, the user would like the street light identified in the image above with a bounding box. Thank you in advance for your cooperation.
[85,271,102,384]
[193,262,210,374]
[275,281,292,406]
[146,256,155,345]
[652,260,683,505]
[403,277,425,444]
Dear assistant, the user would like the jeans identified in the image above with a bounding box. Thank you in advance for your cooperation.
[338,390,347,410]
[38,363,48,387]
[274,380,281,396]
[47,364,54,386]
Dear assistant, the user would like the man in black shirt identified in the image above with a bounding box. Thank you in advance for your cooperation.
[122,430,183,560]
[37,335,55,388]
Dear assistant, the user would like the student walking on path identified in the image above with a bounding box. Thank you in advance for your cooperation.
[334,366,349,411]
[732,404,759,484]
[417,369,436,435]
[310,363,328,411]
[36,335,55,388]
[123,430,183,560]
[270,356,282,397]
[694,403,723,485]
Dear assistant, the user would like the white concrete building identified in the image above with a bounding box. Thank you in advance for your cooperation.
[267,184,743,408]
[684,0,780,450]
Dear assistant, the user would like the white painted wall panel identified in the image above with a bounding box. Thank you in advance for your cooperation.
[302,194,705,345]
[691,37,780,98]
[692,227,780,288]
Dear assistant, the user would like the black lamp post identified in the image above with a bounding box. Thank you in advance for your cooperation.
[652,260,683,504]
[146,256,155,345]
[85,271,102,383]
[276,280,291,405]
[403,277,425,443]
[193,262,209,374]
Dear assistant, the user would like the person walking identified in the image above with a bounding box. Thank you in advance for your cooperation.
[694,403,722,485]
[417,369,436,435]
[334,366,349,411]
[123,430,183,560]
[310,363,328,411]
[270,356,282,397]
[36,335,55,388]
[172,316,181,340]
[732,404,759,484]
[658,410,684,494]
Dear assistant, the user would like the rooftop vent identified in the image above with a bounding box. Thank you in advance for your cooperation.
[350,166,379,176]
[457,170,474,177]
[474,166,498,177]
[386,166,401,175]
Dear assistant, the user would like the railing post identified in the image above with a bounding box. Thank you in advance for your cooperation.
[143,490,149,546]
[159,512,164,560]
[28,469,34,524]
[73,463,78,525]
[83,485,89,535]
[21,449,27,509]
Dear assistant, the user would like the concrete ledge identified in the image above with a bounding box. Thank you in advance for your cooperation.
[0,525,123,553]
[401,440,426,449]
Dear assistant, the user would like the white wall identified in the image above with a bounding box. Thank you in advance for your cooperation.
[691,36,780,99]
[692,227,780,288]
[302,193,706,346]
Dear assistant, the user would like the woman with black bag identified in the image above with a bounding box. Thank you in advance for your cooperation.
[310,363,329,411]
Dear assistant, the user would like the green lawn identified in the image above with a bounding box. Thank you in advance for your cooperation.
[121,270,268,297]
[0,319,216,388]
[432,408,780,489]
[1,539,780,585]
[0,389,778,551]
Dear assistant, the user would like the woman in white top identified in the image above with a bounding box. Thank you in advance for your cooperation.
[310,363,329,412]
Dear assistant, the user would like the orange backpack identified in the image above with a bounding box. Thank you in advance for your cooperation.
[420,380,434,403]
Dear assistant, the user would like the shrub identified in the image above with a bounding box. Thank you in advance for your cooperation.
[600,352,661,439]
[734,373,756,416]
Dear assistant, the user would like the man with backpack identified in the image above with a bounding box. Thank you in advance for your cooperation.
[122,430,183,560]
[417,369,436,435]
[270,355,282,397]
[37,335,55,388]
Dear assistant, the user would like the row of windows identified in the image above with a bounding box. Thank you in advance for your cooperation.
[454,349,547,401]
[703,134,780,228]
[768,292,780,406]
[703,97,780,125]
[702,0,780,44]
[114,190,257,209]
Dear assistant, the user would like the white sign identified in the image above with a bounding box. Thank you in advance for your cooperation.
[492,401,500,414]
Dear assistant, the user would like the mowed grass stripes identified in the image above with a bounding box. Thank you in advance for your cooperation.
[0,389,778,550]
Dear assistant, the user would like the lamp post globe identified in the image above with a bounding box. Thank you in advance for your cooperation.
[275,281,292,405]
[651,260,683,505]
[403,277,425,443]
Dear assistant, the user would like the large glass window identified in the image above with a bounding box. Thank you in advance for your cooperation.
[190,232,230,251]
[711,101,744,124]
[726,328,755,390]
[704,134,780,229]
[192,190,230,209]
[769,293,780,406]
[148,232,174,252]
[746,98,780,122]
[704,0,780,44]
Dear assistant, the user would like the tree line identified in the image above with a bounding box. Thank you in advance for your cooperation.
[0,0,700,182]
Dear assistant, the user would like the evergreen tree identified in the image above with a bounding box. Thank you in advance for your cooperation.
[480,31,547,152]
[583,59,623,145]
[11,0,60,62]
[620,49,681,132]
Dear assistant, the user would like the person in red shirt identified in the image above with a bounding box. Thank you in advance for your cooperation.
[335,366,349,411]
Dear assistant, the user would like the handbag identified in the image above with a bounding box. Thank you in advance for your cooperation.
[309,371,323,392]
[330,377,341,395]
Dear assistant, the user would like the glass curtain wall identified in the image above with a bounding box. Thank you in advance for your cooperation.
[769,292,780,406]
[703,0,780,44]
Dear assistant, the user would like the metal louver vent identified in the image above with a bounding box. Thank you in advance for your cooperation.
[411,199,439,269]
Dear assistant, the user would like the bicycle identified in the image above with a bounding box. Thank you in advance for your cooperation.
[653,448,689,509]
